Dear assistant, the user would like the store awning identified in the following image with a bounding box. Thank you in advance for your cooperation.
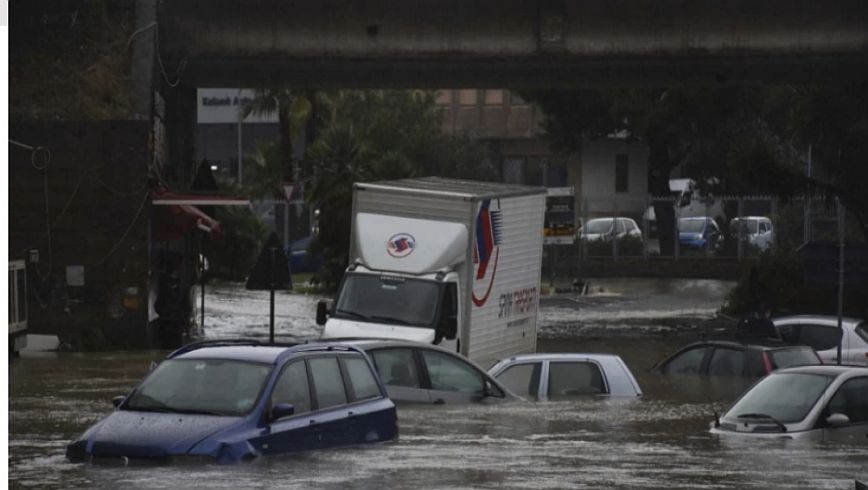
[152,193,250,206]
[153,203,222,241]
[151,190,249,242]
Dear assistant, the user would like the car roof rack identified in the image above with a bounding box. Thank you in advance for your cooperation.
[167,338,296,358]
[166,338,362,359]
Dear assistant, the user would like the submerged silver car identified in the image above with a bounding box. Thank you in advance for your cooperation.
[345,339,515,405]
[773,315,868,366]
[711,365,868,442]
[488,353,643,400]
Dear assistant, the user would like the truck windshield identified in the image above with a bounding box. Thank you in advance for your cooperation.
[334,274,441,328]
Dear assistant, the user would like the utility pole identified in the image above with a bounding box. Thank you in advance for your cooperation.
[237,89,243,185]
[836,200,845,365]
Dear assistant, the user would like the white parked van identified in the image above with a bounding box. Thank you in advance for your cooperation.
[318,178,546,368]
[729,216,774,251]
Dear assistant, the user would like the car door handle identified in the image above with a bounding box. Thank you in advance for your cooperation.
[309,419,317,425]
[433,398,445,405]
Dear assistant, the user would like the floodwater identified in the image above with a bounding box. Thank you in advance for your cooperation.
[9,280,868,489]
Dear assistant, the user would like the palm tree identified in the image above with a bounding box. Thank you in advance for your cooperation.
[242,88,312,183]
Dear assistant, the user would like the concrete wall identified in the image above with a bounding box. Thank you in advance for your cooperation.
[580,138,649,220]
[9,121,152,349]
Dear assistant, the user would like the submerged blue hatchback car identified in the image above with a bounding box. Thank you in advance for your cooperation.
[66,340,398,464]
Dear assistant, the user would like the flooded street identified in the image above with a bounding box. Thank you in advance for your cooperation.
[9,280,868,489]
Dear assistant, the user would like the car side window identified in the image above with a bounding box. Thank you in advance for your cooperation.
[421,350,484,395]
[615,219,625,233]
[826,377,868,424]
[271,360,311,415]
[707,348,745,377]
[662,347,709,375]
[372,349,421,388]
[308,357,348,409]
[548,362,606,398]
[801,324,841,351]
[776,324,797,343]
[495,363,540,398]
[343,355,382,401]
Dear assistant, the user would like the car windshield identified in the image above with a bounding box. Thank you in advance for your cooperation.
[125,358,273,416]
[679,219,706,233]
[768,348,820,370]
[725,372,833,423]
[730,220,758,235]
[335,273,441,328]
[585,219,613,234]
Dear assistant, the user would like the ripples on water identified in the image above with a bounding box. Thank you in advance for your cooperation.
[8,284,868,489]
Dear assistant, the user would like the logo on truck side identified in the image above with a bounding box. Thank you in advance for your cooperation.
[386,233,416,258]
[472,199,502,307]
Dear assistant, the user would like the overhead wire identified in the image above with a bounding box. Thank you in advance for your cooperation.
[126,19,187,89]
[11,140,56,279]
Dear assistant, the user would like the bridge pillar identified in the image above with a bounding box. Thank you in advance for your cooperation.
[131,0,157,120]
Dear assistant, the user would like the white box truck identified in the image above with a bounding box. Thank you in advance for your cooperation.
[317,177,546,367]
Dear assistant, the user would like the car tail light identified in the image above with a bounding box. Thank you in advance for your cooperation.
[761,352,774,373]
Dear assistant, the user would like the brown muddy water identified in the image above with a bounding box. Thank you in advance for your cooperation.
[8,282,868,489]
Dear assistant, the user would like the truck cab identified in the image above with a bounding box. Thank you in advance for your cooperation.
[318,265,460,352]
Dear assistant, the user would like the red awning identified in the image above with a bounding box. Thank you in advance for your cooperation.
[152,194,249,206]
[153,203,222,242]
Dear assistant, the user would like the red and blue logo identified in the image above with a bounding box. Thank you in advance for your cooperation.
[472,199,503,307]
[387,233,416,258]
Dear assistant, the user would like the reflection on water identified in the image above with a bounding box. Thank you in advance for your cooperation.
[8,284,868,489]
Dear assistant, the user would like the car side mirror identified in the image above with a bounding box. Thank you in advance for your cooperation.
[271,403,295,421]
[112,395,126,408]
[483,380,502,398]
[826,413,850,427]
[316,300,329,326]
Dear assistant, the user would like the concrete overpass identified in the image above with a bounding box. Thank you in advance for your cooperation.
[157,0,868,88]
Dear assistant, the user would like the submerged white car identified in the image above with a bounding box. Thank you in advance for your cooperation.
[773,315,868,366]
[488,353,643,400]
[711,365,868,442]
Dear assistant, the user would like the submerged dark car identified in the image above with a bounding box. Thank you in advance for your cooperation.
[653,339,822,380]
[66,340,397,464]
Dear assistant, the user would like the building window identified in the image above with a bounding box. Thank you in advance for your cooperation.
[435,90,453,105]
[458,89,478,106]
[615,154,629,193]
[484,90,504,105]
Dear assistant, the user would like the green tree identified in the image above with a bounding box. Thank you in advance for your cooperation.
[522,83,868,250]
[303,90,493,287]
[523,86,765,254]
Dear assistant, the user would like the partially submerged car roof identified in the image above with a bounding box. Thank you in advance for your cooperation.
[772,315,864,328]
[167,339,363,364]
[770,364,868,376]
[497,353,624,363]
